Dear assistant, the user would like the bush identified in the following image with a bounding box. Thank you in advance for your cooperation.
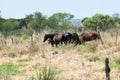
[0,62,19,75]
[30,65,59,80]
[0,62,21,79]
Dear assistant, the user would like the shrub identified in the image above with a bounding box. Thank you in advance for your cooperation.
[30,65,59,80]
[0,62,21,79]
[0,62,19,75]
[17,59,32,63]
[8,52,18,58]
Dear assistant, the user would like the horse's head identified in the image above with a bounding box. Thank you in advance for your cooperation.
[43,34,48,42]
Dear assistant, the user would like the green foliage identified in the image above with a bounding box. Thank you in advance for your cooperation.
[31,65,60,80]
[1,18,20,31]
[48,12,74,32]
[17,63,28,68]
[22,34,30,44]
[112,64,120,70]
[26,12,47,31]
[77,42,98,54]
[116,58,120,65]
[17,59,32,62]
[88,55,100,62]
[82,14,114,31]
[8,52,18,58]
[0,62,19,75]
[112,13,120,24]
[1,12,120,37]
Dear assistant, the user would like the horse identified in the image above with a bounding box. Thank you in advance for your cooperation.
[53,34,64,47]
[43,33,58,46]
[43,33,57,42]
[62,32,72,44]
[70,33,80,45]
[79,31,103,45]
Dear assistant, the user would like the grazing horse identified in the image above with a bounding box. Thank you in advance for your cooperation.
[43,33,57,42]
[71,33,80,45]
[62,32,72,44]
[47,39,56,47]
[79,31,103,44]
[43,33,57,46]
[53,34,63,47]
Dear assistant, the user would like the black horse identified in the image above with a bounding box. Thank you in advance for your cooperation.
[43,33,57,42]
[71,33,80,45]
[62,32,72,44]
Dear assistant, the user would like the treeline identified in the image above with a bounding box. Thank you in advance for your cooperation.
[0,12,120,37]
[0,12,75,37]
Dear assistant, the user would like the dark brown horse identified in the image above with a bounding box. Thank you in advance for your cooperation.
[53,34,64,47]
[43,33,58,46]
[79,31,103,45]
[43,33,57,42]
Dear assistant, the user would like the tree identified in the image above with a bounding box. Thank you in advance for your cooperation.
[1,18,20,31]
[25,12,47,31]
[47,12,74,32]
[82,14,113,31]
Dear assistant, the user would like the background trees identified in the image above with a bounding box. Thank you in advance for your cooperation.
[82,14,114,31]
[25,12,47,31]
[0,12,120,37]
[47,13,74,32]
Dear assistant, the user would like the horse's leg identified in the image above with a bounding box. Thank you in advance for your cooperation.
[55,41,59,47]
[81,40,85,45]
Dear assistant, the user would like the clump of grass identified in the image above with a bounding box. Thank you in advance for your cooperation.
[17,58,32,62]
[28,38,39,54]
[112,65,120,70]
[41,50,46,58]
[29,45,39,53]
[8,52,18,58]
[0,62,20,76]
[88,55,100,62]
[30,65,60,80]
[17,63,28,68]
[0,73,12,80]
[116,58,120,65]
[76,41,98,54]
[22,34,29,44]
[87,41,98,52]
[107,40,114,47]
[113,58,120,70]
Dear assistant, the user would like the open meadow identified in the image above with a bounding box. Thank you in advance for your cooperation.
[0,30,120,80]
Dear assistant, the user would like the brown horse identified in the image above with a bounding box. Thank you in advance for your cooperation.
[53,34,63,47]
[79,31,103,45]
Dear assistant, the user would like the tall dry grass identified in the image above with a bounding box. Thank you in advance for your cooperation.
[0,30,120,80]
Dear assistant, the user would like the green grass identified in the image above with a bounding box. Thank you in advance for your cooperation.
[30,65,62,80]
[8,52,19,58]
[112,64,120,70]
[22,34,30,44]
[0,62,21,79]
[17,63,28,68]
[88,55,100,62]
[112,57,120,70]
[0,62,27,78]
[17,59,32,62]
[0,62,19,75]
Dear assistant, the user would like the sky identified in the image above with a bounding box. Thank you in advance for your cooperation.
[0,0,120,19]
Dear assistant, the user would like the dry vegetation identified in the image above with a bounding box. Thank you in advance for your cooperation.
[0,30,120,80]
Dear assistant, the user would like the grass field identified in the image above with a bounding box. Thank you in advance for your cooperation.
[0,30,120,80]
